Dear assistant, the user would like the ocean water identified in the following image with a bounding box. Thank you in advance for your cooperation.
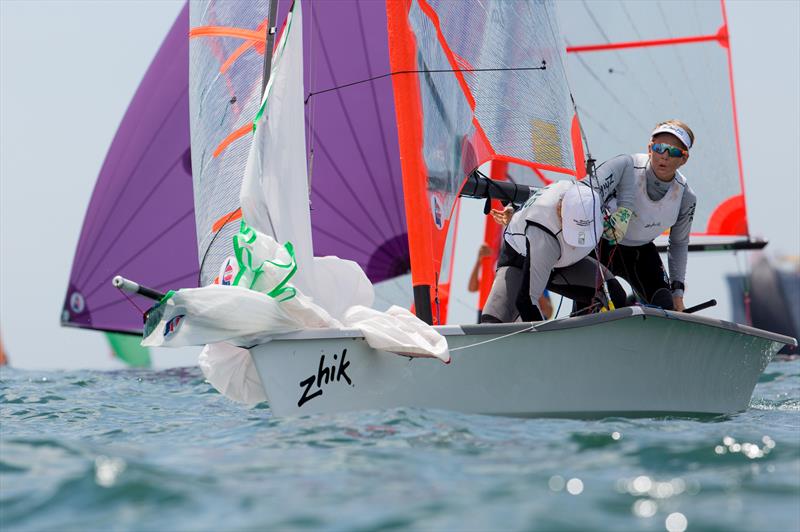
[1,360,798,532]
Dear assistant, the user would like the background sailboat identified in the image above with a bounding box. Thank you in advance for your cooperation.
[727,255,800,356]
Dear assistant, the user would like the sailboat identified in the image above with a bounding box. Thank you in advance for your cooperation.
[66,0,795,417]
[727,255,800,356]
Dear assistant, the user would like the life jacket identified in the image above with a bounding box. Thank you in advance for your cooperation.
[504,181,597,268]
[610,154,686,246]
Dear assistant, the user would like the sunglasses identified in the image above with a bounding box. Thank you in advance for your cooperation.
[651,143,687,158]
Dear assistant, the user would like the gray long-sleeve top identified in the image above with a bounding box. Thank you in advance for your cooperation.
[590,154,697,286]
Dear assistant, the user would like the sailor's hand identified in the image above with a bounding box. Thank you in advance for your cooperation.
[672,295,685,312]
[602,207,633,244]
[490,205,514,226]
[477,243,492,259]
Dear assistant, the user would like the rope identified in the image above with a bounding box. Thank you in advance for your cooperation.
[120,289,146,315]
[554,294,565,317]
[449,324,536,352]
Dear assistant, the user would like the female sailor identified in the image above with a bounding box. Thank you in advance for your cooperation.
[596,120,698,312]
[480,181,624,323]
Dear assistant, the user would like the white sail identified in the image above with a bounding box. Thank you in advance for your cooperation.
[240,2,314,295]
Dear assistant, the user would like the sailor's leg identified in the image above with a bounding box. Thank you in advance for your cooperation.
[516,257,542,321]
[481,265,524,323]
[548,257,627,313]
[598,240,638,289]
[583,257,627,309]
[605,242,672,309]
[631,242,673,310]
[548,257,600,312]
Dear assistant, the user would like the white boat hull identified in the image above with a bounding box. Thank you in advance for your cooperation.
[250,307,795,418]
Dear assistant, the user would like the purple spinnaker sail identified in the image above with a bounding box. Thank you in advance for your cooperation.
[300,1,408,283]
[62,4,198,334]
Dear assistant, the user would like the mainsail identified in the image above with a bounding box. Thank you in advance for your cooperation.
[558,0,750,242]
[190,0,410,290]
[61,4,198,335]
[387,0,583,321]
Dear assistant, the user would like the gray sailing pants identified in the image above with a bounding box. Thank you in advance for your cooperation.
[482,225,613,322]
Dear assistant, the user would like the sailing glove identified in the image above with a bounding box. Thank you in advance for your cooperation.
[602,206,634,245]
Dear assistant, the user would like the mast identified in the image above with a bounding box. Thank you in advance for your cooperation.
[261,0,279,97]
[386,0,437,325]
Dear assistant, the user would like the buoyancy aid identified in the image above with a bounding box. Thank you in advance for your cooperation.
[504,181,599,268]
[609,154,686,246]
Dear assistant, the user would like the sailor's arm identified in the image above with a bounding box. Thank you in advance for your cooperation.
[667,187,697,311]
[593,154,635,206]
[595,155,636,244]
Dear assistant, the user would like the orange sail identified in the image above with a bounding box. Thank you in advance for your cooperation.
[0,332,7,366]
[387,0,582,323]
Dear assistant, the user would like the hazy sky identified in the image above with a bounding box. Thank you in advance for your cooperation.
[1,0,798,370]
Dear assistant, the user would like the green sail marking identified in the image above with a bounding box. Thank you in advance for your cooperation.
[105,332,151,368]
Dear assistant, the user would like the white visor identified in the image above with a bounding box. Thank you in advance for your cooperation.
[651,123,692,149]
[561,184,602,248]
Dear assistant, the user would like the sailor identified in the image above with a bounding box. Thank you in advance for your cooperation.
[480,181,625,323]
[593,120,698,312]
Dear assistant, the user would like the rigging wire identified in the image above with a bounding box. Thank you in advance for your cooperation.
[566,41,649,132]
[575,104,626,145]
[303,63,547,104]
[580,0,660,112]
[310,23,429,244]
[655,1,712,133]
[449,324,537,353]
[120,289,147,315]
[618,1,682,112]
